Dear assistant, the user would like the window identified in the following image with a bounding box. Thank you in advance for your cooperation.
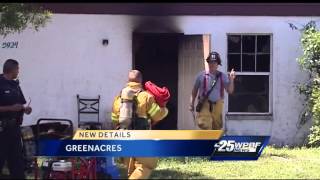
[227,34,271,114]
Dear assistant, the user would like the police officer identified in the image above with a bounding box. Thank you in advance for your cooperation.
[0,59,32,179]
[189,52,235,130]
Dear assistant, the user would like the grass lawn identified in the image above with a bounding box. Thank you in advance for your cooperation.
[117,146,320,179]
[18,146,320,179]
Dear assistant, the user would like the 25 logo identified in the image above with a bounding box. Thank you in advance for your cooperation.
[214,140,235,152]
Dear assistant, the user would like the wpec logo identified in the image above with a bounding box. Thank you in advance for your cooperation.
[210,136,270,161]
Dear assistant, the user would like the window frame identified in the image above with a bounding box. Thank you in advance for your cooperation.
[225,33,273,115]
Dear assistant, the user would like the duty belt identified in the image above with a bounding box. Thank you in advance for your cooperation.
[0,118,18,132]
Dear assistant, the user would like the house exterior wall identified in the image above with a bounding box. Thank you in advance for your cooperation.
[0,14,317,145]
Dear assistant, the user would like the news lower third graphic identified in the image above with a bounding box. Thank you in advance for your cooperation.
[210,136,270,161]
[37,130,269,160]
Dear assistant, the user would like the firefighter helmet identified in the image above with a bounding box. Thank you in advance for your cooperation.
[206,51,222,65]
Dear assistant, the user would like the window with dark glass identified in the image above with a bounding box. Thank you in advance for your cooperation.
[227,34,271,113]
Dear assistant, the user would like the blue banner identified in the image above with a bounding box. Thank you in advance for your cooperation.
[37,136,270,160]
[38,140,219,157]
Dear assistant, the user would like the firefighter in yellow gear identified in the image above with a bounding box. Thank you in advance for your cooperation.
[189,51,235,130]
[111,70,168,179]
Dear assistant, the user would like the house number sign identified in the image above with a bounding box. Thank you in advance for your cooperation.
[2,41,18,48]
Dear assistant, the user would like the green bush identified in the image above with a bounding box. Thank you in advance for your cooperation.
[309,86,320,146]
[294,21,320,147]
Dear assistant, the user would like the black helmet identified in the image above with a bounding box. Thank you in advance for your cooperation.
[206,51,222,65]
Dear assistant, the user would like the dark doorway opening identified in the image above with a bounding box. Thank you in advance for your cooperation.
[133,33,180,130]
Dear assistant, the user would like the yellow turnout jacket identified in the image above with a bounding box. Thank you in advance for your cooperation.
[111,82,168,126]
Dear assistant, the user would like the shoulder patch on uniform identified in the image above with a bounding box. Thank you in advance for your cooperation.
[4,90,10,94]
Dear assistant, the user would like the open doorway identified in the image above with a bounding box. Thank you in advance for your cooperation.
[133,33,180,130]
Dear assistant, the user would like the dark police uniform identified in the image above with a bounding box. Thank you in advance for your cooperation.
[0,74,26,179]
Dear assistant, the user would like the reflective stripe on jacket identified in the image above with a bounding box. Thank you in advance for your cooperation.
[111,82,168,124]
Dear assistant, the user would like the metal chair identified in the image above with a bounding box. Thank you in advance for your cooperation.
[77,94,102,130]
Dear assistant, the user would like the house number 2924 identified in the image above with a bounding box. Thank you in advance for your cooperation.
[2,41,18,48]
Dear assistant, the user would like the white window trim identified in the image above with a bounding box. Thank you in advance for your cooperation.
[225,113,273,121]
[225,33,273,116]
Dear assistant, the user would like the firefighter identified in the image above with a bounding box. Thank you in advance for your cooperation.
[111,70,168,179]
[189,51,236,130]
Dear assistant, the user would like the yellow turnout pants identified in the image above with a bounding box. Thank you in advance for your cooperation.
[196,99,223,130]
[123,157,158,179]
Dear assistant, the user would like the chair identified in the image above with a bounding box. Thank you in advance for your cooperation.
[77,94,102,130]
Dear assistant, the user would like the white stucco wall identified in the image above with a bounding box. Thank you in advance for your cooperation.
[0,14,318,145]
